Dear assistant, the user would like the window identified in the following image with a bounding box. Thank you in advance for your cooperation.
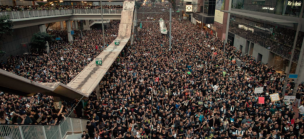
[203,0,215,16]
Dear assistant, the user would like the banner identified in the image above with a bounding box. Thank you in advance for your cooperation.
[159,18,168,34]
[283,96,296,105]
[258,97,265,104]
[155,77,159,82]
[254,87,263,94]
[215,0,225,24]
[270,93,280,102]
[215,0,225,10]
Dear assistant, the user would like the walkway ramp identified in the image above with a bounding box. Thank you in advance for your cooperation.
[0,1,135,99]
[67,0,135,97]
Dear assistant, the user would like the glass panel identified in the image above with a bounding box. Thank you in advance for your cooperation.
[232,0,303,17]
[229,14,303,63]
[0,125,22,139]
[204,0,215,16]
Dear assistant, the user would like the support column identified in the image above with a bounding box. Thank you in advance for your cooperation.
[169,8,172,51]
[131,8,137,45]
[60,21,64,30]
[84,20,91,30]
[224,0,232,54]
[95,85,101,98]
[294,38,304,94]
[74,20,78,30]
[283,5,304,95]
[66,20,73,42]
[39,24,47,33]
[71,21,75,29]
[100,1,106,47]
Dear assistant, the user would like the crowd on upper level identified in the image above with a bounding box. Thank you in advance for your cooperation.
[0,5,123,11]
[229,21,303,62]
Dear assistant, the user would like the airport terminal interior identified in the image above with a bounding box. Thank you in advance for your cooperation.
[0,0,304,139]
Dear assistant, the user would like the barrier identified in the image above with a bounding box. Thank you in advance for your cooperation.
[0,117,88,139]
[0,9,122,19]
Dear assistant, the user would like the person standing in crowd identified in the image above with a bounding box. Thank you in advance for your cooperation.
[1,3,304,139]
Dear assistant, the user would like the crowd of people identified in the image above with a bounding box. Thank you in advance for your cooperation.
[229,16,303,62]
[78,5,304,139]
[1,2,304,139]
[0,5,123,11]
[0,21,121,127]
[0,21,119,84]
[0,92,75,125]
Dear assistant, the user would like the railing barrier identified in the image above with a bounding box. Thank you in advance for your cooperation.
[0,117,88,139]
[0,9,122,20]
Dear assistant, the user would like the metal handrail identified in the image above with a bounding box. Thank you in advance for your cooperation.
[1,8,122,20]
[0,117,88,139]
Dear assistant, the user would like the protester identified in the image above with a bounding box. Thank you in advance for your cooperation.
[0,21,120,126]
[0,3,304,139]
[81,5,304,139]
[0,21,120,84]
[0,92,73,125]
[229,19,303,62]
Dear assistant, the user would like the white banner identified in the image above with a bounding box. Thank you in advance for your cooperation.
[254,87,263,94]
[159,18,168,34]
[270,93,280,102]
[214,10,224,24]
[283,96,296,105]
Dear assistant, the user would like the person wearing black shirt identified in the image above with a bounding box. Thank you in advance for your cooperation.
[81,131,89,139]
[103,133,110,139]
[86,121,96,138]
[296,92,302,108]
[151,132,158,139]
[113,126,126,138]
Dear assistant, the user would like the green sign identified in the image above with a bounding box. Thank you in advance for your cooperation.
[115,41,120,46]
[96,59,102,66]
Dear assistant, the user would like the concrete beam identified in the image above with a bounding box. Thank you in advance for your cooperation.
[70,14,121,20]
[12,15,121,29]
[60,21,64,30]
[66,20,73,42]
[39,24,47,33]
[13,16,71,29]
[74,20,78,30]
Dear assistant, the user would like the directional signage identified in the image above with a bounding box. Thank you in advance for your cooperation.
[95,58,102,66]
[289,74,298,79]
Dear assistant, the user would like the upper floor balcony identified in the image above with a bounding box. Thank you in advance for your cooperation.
[0,8,122,29]
[0,8,122,20]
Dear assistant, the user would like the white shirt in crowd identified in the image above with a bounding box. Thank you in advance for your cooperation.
[236,129,244,136]
[299,105,304,114]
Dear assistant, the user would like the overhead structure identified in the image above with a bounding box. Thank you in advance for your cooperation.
[0,1,135,99]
